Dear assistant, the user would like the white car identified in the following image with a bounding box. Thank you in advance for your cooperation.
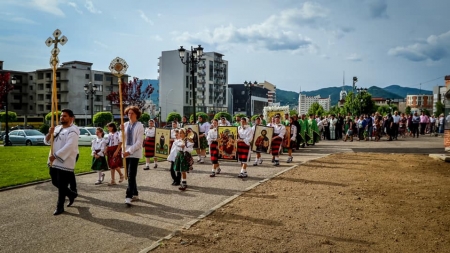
[78,127,97,146]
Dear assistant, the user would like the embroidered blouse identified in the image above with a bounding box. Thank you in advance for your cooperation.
[91,137,107,157]
[145,127,156,138]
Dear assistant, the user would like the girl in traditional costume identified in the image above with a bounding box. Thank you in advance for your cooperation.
[105,122,124,186]
[168,128,194,190]
[143,119,157,170]
[91,127,108,185]
[237,117,253,178]
[286,117,297,163]
[196,115,210,163]
[271,115,286,166]
[252,117,266,166]
[207,119,221,177]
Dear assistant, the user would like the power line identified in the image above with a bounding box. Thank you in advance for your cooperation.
[409,75,446,88]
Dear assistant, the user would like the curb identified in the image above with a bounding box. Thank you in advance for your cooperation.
[140,157,328,253]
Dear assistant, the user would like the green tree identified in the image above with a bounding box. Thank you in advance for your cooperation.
[214,112,232,122]
[307,102,325,117]
[377,105,398,115]
[45,111,61,123]
[0,111,17,123]
[289,109,297,116]
[140,113,151,125]
[422,109,430,116]
[342,91,377,116]
[189,112,209,123]
[434,101,444,117]
[166,112,181,123]
[405,106,412,115]
[40,124,50,134]
[93,112,113,127]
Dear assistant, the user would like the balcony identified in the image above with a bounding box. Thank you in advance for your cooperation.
[197,86,205,92]
[198,63,206,68]
[197,71,206,76]
[197,79,206,84]
[197,95,204,99]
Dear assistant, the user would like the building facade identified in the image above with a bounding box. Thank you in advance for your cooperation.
[228,83,268,116]
[298,94,331,115]
[406,94,433,112]
[433,85,446,115]
[158,50,228,121]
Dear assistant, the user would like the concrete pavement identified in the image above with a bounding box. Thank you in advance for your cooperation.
[0,135,444,253]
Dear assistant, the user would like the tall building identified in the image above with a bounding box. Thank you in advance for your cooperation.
[158,50,228,121]
[406,94,433,112]
[228,83,268,116]
[298,94,331,115]
[0,60,128,126]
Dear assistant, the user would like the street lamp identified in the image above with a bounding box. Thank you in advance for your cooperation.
[4,76,17,146]
[84,82,98,125]
[352,76,358,115]
[356,87,367,116]
[178,45,204,121]
[386,98,392,114]
[244,80,258,117]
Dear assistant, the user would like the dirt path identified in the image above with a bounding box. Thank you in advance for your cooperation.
[152,153,450,253]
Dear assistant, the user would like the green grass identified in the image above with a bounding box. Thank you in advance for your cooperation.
[0,146,146,189]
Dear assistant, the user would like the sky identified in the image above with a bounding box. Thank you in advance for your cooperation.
[1,0,449,92]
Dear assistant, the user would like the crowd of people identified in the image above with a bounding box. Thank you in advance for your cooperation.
[45,106,443,215]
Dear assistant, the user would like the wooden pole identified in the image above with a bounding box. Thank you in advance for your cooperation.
[50,62,58,159]
[118,75,127,179]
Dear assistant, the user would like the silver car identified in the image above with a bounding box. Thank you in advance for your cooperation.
[78,127,97,146]
[6,129,45,146]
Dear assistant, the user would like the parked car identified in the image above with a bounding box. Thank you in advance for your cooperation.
[0,131,5,141]
[78,127,97,146]
[6,129,45,146]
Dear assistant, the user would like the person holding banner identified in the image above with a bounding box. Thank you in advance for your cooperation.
[44,109,79,215]
[196,115,210,164]
[105,122,124,186]
[237,117,253,178]
[143,119,157,170]
[207,119,221,177]
[252,117,265,166]
[271,115,286,166]
[122,106,145,206]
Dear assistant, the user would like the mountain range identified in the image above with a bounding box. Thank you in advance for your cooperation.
[276,85,433,106]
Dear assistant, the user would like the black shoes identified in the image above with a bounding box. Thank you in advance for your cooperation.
[67,193,78,207]
[53,208,64,215]
[238,173,248,178]
[179,184,187,191]
[154,164,158,169]
[143,166,150,170]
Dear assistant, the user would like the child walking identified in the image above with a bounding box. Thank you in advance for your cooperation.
[91,127,108,185]
[167,128,194,190]
[143,119,157,170]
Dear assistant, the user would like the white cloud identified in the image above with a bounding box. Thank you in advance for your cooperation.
[346,53,362,62]
[94,40,108,48]
[30,0,64,16]
[388,30,450,62]
[85,0,101,14]
[151,35,163,41]
[11,17,38,24]
[68,2,83,14]
[138,10,153,25]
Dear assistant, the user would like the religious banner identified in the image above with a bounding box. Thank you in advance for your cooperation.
[183,124,200,151]
[263,106,290,124]
[217,126,238,160]
[155,128,171,159]
[251,125,273,154]
[282,125,291,149]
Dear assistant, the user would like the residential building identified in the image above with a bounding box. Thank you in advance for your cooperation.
[228,83,268,116]
[433,85,446,115]
[298,94,331,115]
[158,50,228,121]
[406,95,433,112]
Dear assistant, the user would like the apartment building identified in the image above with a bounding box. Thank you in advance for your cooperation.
[298,94,331,115]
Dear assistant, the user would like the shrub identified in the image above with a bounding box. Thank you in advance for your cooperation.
[213,112,232,122]
[166,112,181,123]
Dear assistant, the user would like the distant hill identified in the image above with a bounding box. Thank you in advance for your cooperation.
[383,85,432,97]
[276,85,432,106]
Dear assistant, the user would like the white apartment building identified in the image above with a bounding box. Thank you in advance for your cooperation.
[158,50,228,120]
[298,94,331,115]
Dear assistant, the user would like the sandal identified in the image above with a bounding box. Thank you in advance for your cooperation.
[108,180,117,186]
[119,175,124,183]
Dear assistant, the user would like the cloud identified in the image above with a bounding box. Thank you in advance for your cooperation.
[85,0,101,14]
[346,53,362,62]
[10,17,38,24]
[388,30,450,62]
[68,2,83,14]
[151,35,163,41]
[367,0,388,19]
[138,10,153,25]
[30,0,64,16]
[94,40,108,49]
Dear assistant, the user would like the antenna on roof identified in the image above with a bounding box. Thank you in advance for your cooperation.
[343,71,345,90]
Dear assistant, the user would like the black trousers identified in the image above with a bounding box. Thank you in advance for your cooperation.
[49,167,77,210]
[69,153,79,193]
[411,124,419,137]
[392,123,399,138]
[170,161,181,183]
[420,123,427,135]
[324,126,330,140]
[336,125,342,139]
[125,158,139,199]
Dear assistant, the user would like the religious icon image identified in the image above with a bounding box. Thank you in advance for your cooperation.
[183,124,200,151]
[155,128,171,159]
[217,126,238,160]
[251,125,274,154]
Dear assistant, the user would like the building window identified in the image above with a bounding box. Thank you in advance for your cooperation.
[209,61,213,81]
[186,91,189,104]
[29,76,33,81]
[46,105,51,110]
[29,105,33,110]
[46,73,51,78]
[38,73,43,79]
[29,95,33,100]
[106,76,112,82]
[45,83,50,89]
[186,76,189,88]
[96,85,103,92]
[94,74,103,81]
[45,94,51,101]
[38,105,44,111]
[29,85,33,91]
[56,72,60,78]
[13,95,21,100]
[95,95,102,102]
[38,84,43,90]
[85,74,90,79]
[95,105,102,112]
[38,94,44,101]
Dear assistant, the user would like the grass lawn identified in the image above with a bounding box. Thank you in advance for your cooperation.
[0,146,146,189]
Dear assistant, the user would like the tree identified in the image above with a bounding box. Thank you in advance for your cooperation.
[189,112,209,123]
[434,101,444,117]
[0,72,13,109]
[139,112,151,126]
[289,109,297,116]
[45,111,61,122]
[166,112,181,123]
[214,112,232,122]
[106,77,155,112]
[307,102,325,117]
[342,91,377,116]
[377,105,398,116]
[93,112,113,127]
[0,111,17,123]
[405,106,412,115]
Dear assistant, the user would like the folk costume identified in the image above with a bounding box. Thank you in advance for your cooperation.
[207,125,221,176]
[123,120,145,204]
[237,123,253,178]
[271,123,286,166]
[45,123,79,215]
[282,116,290,153]
[91,137,108,184]
[143,126,157,169]
[329,117,338,140]
[286,123,297,163]
[197,117,210,163]
[168,135,194,190]
[105,130,124,185]
[252,123,267,166]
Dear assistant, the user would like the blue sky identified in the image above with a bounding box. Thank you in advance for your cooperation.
[1,0,449,92]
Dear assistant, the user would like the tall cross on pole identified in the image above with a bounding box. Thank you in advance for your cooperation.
[45,29,68,155]
[109,57,129,179]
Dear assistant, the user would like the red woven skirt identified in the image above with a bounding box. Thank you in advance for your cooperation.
[237,141,251,163]
[144,136,155,158]
[106,145,123,169]
[210,141,219,164]
[271,137,282,156]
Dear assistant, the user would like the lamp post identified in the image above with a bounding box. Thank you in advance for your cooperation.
[352,76,358,115]
[386,98,392,114]
[178,45,204,121]
[4,76,16,146]
[244,80,258,117]
[356,87,367,116]
[84,81,98,125]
